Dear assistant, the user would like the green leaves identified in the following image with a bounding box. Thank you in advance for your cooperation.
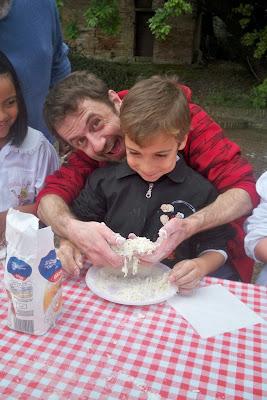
[84,0,120,36]
[149,0,192,40]
[234,3,267,60]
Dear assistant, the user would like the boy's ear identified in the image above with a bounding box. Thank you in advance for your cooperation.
[177,134,188,151]
[108,90,122,113]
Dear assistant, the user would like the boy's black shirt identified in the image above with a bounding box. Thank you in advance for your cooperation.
[72,156,234,267]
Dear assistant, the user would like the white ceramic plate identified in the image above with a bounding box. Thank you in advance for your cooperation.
[85,262,177,306]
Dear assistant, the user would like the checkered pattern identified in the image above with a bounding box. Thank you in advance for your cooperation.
[0,263,267,400]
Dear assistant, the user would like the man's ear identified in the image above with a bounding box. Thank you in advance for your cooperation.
[177,134,188,151]
[108,90,122,113]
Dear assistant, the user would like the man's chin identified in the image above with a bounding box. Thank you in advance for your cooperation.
[105,149,125,162]
[92,152,125,163]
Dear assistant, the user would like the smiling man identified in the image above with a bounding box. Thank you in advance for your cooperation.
[37,71,258,282]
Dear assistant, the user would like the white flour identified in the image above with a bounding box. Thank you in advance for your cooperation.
[112,236,156,276]
[95,266,172,303]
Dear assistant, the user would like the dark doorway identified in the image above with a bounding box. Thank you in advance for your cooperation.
[134,10,154,57]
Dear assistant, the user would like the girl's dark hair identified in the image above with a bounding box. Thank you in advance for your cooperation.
[0,51,27,146]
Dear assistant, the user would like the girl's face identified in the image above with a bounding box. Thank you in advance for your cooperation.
[125,132,187,182]
[0,74,18,148]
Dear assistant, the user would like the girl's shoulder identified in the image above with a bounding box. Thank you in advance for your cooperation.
[16,127,54,154]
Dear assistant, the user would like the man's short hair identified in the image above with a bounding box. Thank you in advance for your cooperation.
[120,75,191,146]
[44,71,113,136]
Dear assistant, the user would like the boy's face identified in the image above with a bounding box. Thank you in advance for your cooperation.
[125,132,187,182]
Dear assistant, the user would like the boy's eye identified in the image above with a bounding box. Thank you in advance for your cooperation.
[128,150,140,156]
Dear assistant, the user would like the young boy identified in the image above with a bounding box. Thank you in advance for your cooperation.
[244,171,267,285]
[71,75,236,294]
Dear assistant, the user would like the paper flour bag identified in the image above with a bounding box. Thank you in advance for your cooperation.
[4,209,63,335]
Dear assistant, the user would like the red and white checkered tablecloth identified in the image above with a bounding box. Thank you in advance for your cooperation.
[0,263,267,400]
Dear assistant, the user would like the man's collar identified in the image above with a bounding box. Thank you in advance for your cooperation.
[116,154,186,183]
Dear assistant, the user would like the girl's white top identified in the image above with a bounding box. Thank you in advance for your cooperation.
[244,171,267,261]
[0,127,59,212]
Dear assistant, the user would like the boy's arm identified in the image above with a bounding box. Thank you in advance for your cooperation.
[169,251,225,295]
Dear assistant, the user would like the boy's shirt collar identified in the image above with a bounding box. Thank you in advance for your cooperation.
[115,153,186,183]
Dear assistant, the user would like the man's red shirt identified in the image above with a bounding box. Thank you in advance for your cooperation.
[37,86,259,282]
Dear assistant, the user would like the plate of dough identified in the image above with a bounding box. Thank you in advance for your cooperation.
[85,236,177,306]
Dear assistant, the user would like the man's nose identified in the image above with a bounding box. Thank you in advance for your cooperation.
[88,135,106,153]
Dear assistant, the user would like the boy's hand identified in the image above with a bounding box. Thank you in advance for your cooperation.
[56,238,84,277]
[169,258,204,295]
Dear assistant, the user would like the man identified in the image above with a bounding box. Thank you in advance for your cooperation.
[0,0,71,142]
[37,71,258,283]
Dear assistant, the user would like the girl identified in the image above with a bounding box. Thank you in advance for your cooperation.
[0,51,59,258]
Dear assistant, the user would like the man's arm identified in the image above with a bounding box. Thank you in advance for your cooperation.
[36,151,118,274]
[183,188,253,237]
[38,194,124,270]
[142,188,252,263]
[183,101,258,208]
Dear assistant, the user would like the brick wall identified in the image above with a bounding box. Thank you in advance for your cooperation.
[61,0,195,64]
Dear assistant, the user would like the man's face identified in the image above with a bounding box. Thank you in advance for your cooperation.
[0,0,12,19]
[56,92,125,162]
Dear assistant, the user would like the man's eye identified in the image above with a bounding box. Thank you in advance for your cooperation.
[156,154,167,158]
[91,118,102,131]
[77,137,87,147]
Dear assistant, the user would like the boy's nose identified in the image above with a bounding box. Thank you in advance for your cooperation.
[139,165,156,176]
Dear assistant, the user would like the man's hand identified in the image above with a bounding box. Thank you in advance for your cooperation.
[67,219,125,268]
[169,258,203,295]
[56,238,84,277]
[139,188,253,265]
[139,217,191,263]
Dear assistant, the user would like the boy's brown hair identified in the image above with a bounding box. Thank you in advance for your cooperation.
[120,75,191,146]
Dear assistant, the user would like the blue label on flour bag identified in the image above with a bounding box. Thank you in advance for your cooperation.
[7,257,32,281]
[38,250,62,282]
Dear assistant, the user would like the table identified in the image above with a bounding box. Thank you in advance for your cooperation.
[0,263,267,400]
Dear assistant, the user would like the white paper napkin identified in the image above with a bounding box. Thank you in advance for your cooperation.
[167,284,265,338]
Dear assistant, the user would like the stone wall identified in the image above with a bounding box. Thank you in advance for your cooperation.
[61,0,195,64]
